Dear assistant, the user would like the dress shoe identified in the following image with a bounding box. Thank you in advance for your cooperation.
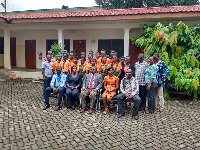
[80,107,87,113]
[89,108,93,114]
[67,105,71,109]
[117,113,125,118]
[133,115,139,120]
[71,105,75,111]
[43,104,50,110]
[56,105,61,111]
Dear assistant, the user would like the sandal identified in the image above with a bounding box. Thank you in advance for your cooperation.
[103,108,109,115]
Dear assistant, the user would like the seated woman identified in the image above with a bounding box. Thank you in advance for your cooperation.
[97,56,111,80]
[145,57,158,114]
[66,66,82,110]
[102,67,119,115]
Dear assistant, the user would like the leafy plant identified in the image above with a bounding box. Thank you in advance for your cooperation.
[131,22,200,100]
[50,43,64,59]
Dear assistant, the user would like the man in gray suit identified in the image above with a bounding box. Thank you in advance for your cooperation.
[80,66,103,114]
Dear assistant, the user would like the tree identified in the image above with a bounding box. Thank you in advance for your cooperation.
[95,0,199,9]
[131,22,200,100]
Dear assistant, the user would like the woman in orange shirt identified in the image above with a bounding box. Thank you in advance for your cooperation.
[97,56,110,79]
[102,67,119,114]
[111,55,122,78]
[79,56,87,80]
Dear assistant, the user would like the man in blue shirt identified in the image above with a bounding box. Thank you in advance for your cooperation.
[153,53,170,112]
[43,66,67,111]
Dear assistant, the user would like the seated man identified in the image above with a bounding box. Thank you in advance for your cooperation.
[43,66,67,111]
[116,69,141,120]
[80,66,103,114]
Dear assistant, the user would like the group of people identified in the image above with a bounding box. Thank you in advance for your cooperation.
[42,49,170,120]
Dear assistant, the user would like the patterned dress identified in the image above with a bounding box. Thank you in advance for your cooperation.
[103,75,119,99]
[156,61,170,89]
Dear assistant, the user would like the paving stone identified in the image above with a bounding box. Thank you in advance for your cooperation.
[0,79,200,149]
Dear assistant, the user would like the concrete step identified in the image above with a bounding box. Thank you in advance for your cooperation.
[9,74,17,79]
[0,79,5,82]
[0,69,8,73]
[0,69,17,80]
[4,72,12,76]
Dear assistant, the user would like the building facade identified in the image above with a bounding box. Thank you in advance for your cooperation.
[0,5,200,69]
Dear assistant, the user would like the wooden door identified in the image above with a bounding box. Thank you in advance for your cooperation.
[10,37,16,66]
[25,40,36,69]
[129,41,142,65]
[73,40,86,59]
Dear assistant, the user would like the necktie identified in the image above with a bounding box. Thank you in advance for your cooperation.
[89,75,94,92]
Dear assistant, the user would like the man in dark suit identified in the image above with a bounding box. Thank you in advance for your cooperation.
[80,66,103,114]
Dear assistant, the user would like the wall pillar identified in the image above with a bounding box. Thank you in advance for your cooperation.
[4,29,11,69]
[124,28,130,57]
[58,29,64,50]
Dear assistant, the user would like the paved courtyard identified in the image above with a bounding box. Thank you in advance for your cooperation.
[0,79,200,150]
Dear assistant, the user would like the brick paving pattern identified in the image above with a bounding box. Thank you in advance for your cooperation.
[0,79,200,150]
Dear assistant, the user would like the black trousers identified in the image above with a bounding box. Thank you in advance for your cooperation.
[139,85,146,110]
[117,93,141,116]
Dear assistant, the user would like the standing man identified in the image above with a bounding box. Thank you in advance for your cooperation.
[116,69,141,120]
[62,53,69,74]
[135,53,149,111]
[42,55,53,98]
[153,53,170,112]
[43,66,67,111]
[78,52,86,64]
[43,51,56,63]
[52,54,63,74]
[80,66,103,114]
[97,49,111,65]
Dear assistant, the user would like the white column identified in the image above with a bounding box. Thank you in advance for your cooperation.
[124,28,130,57]
[4,29,11,69]
[58,29,64,50]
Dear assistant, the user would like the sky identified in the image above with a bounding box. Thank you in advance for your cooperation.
[0,0,97,12]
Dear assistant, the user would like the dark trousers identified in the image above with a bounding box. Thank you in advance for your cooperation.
[66,88,80,106]
[117,93,141,116]
[43,77,52,97]
[146,82,157,113]
[139,85,146,110]
[45,87,64,105]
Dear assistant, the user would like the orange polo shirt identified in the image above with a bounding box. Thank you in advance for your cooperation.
[52,61,63,73]
[62,60,70,73]
[97,63,111,74]
[112,62,122,73]
[68,63,80,73]
[79,63,87,73]
[86,64,96,73]
[97,57,111,66]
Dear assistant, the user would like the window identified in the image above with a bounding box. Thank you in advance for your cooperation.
[64,39,70,53]
[98,39,124,57]
[0,37,4,54]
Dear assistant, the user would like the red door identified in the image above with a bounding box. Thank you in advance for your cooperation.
[129,41,142,65]
[73,40,86,58]
[10,37,16,66]
[25,40,36,69]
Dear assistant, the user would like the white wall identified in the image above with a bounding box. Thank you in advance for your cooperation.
[64,29,124,56]
[10,28,143,69]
